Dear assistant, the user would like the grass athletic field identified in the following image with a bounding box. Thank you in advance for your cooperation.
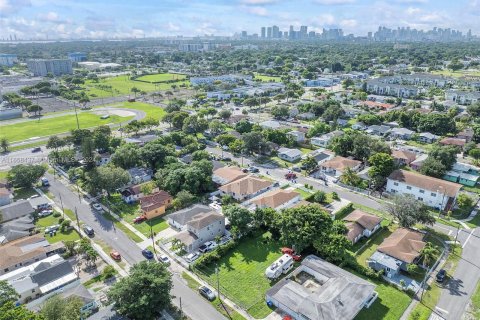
[135,73,187,83]
[0,112,131,142]
[253,73,282,82]
[81,74,189,98]
[112,101,167,119]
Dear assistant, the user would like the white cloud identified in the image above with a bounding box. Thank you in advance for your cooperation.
[240,0,277,4]
[243,6,269,16]
[314,0,355,5]
[317,13,336,25]
[394,0,427,3]
[340,19,357,28]
[406,7,421,15]
[166,22,180,32]
[0,0,31,15]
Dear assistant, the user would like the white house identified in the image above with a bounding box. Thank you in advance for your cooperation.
[388,127,415,140]
[127,167,153,185]
[386,169,462,211]
[310,131,343,148]
[167,205,212,230]
[418,132,439,144]
[277,148,302,162]
[343,210,383,244]
[120,183,159,204]
[287,130,306,143]
[173,212,225,253]
[260,120,281,130]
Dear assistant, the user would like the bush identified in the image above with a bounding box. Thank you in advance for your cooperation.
[331,192,339,200]
[193,240,237,269]
[102,265,116,280]
[58,217,65,224]
[53,212,61,218]
[313,191,327,203]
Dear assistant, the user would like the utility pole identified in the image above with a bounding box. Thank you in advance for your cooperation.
[59,193,64,218]
[150,222,157,255]
[74,207,81,234]
[75,179,81,202]
[74,102,80,130]
[454,223,460,244]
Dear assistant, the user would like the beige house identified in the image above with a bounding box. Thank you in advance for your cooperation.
[219,176,275,201]
[320,156,362,177]
[212,166,247,185]
[343,210,383,244]
[248,190,301,211]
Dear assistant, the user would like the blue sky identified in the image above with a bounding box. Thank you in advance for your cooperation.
[0,0,479,39]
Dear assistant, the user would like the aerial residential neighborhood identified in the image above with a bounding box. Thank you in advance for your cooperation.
[1,1,480,320]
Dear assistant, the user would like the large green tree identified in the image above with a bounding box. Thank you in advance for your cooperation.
[223,205,253,238]
[7,164,46,188]
[386,194,435,228]
[108,261,173,320]
[41,295,84,320]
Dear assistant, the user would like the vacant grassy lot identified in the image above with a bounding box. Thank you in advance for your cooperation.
[0,112,130,142]
[354,224,396,265]
[194,232,281,318]
[36,215,81,244]
[253,73,282,82]
[136,73,187,83]
[81,75,189,98]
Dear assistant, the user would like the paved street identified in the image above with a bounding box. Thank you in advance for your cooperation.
[44,172,226,320]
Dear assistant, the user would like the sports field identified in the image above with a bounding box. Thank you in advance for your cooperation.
[0,112,131,142]
[109,101,167,119]
[432,69,480,78]
[81,75,189,98]
[253,73,282,82]
[135,73,187,83]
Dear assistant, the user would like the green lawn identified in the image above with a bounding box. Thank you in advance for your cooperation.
[432,70,480,78]
[103,213,143,243]
[111,101,167,119]
[36,215,81,244]
[135,73,187,83]
[182,272,246,320]
[81,75,189,98]
[13,187,38,200]
[253,73,282,82]
[355,275,411,320]
[294,188,313,199]
[194,232,281,318]
[135,217,169,237]
[0,170,8,181]
[354,225,396,265]
[0,112,130,142]
[468,279,480,319]
[9,140,47,152]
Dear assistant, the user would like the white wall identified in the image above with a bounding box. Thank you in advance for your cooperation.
[386,178,452,210]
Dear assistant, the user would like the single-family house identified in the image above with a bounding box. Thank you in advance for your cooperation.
[219,176,275,201]
[366,125,391,137]
[28,196,50,212]
[139,190,173,219]
[0,200,34,223]
[352,122,367,131]
[0,234,65,275]
[418,132,439,144]
[167,205,212,230]
[121,183,159,204]
[59,284,97,316]
[457,128,474,143]
[212,166,247,185]
[310,150,335,165]
[440,137,466,148]
[336,119,349,127]
[343,210,383,244]
[357,100,395,111]
[266,255,377,320]
[278,148,302,163]
[248,190,301,211]
[287,130,306,143]
[443,161,480,187]
[0,254,77,303]
[410,153,428,170]
[0,187,13,206]
[0,216,36,244]
[95,152,111,166]
[392,150,417,166]
[320,156,362,177]
[310,131,343,148]
[386,169,462,210]
[297,112,316,120]
[127,167,152,185]
[368,228,426,278]
[174,211,225,253]
[260,120,281,130]
[389,127,415,140]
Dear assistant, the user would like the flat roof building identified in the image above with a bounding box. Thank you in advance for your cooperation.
[26,59,73,77]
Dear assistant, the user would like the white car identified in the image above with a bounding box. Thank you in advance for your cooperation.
[92,203,104,212]
[185,252,200,263]
[159,255,171,265]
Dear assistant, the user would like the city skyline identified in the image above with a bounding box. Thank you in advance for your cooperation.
[1,0,480,40]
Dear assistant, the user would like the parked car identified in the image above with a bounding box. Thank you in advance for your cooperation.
[242,168,249,173]
[44,225,60,234]
[185,252,199,263]
[199,241,216,253]
[92,203,103,212]
[436,269,447,283]
[142,249,154,259]
[83,225,95,236]
[133,215,147,224]
[31,147,42,153]
[291,167,301,173]
[110,250,121,261]
[40,177,50,187]
[285,172,297,180]
[198,286,216,301]
[38,209,53,217]
[222,157,232,162]
[249,167,259,173]
[159,255,171,265]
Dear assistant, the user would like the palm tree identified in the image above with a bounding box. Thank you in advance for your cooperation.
[340,167,361,187]
[419,242,438,268]
[0,137,9,153]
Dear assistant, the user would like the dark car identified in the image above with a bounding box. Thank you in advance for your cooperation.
[142,249,154,259]
[83,225,94,236]
[32,147,42,153]
[199,286,216,301]
[248,167,259,173]
[436,269,447,283]
[222,157,232,162]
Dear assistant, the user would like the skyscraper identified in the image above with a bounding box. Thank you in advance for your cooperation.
[300,26,308,39]
[267,27,272,38]
[261,27,266,38]
[272,25,280,38]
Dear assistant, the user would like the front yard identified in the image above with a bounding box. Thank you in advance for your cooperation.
[193,232,282,319]
[36,215,81,243]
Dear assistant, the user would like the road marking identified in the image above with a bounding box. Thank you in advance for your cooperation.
[435,306,449,314]
[462,229,475,248]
